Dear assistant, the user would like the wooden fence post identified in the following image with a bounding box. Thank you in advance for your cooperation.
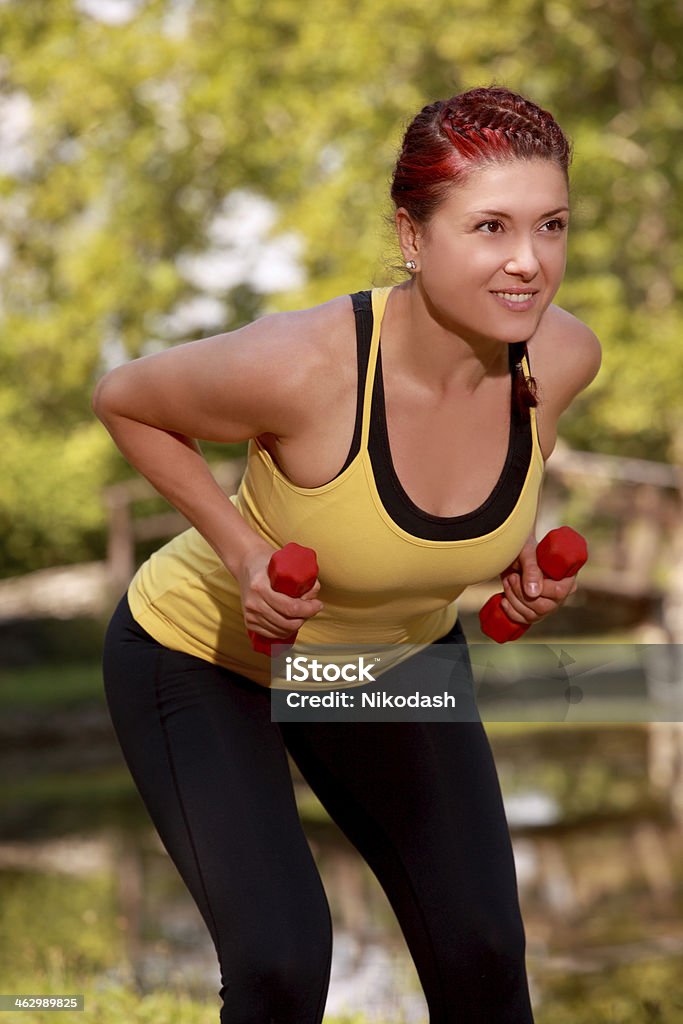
[104,483,135,596]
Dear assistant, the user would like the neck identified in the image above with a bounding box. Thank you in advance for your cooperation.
[383,280,510,396]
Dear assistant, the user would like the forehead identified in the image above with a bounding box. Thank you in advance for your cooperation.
[439,159,569,218]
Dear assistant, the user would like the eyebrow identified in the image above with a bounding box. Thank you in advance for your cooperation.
[472,206,570,219]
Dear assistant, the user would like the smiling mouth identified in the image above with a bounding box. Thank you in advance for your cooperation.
[491,291,537,303]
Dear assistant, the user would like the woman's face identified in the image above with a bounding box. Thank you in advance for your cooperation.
[400,158,570,345]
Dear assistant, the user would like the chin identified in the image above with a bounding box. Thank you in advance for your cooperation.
[490,322,535,345]
[495,312,544,344]
[515,325,538,344]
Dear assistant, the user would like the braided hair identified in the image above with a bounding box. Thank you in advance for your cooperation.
[390,87,572,417]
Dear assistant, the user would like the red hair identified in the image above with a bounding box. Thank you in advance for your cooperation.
[391,86,573,417]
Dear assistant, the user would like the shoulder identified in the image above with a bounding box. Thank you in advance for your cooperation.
[236,292,357,436]
[260,288,356,352]
[245,293,355,349]
[526,304,602,416]
[238,293,355,380]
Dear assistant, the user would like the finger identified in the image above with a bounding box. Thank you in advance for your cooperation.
[245,593,320,634]
[502,576,542,623]
[268,590,324,616]
[300,580,321,600]
[246,602,314,638]
[542,577,576,602]
[501,578,534,623]
[516,560,543,598]
[244,611,304,638]
[502,558,521,576]
[250,596,323,638]
[557,575,578,597]
[500,598,533,625]
[514,572,574,605]
[247,622,303,641]
[509,575,561,613]
[506,573,544,609]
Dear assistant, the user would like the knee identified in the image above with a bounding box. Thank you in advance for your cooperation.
[220,920,332,1019]
[463,913,528,986]
[262,939,331,995]
[486,910,527,960]
[442,911,528,982]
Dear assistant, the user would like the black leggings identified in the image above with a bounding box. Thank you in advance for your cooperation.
[102,595,535,1023]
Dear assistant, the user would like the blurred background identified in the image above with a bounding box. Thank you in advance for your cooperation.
[1,0,682,1021]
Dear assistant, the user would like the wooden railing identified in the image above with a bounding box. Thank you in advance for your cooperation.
[104,459,246,593]
[538,442,680,599]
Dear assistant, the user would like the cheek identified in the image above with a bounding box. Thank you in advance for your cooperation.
[420,257,500,330]
[422,241,488,286]
[546,238,568,273]
[546,250,567,290]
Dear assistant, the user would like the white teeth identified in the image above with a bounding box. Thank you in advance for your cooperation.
[495,292,534,303]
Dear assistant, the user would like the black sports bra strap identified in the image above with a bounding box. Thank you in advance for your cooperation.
[333,291,374,477]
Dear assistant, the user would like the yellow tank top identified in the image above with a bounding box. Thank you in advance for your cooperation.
[127,286,545,688]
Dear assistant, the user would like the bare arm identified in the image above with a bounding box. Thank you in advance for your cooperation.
[92,307,330,636]
[503,308,602,620]
[545,314,602,418]
[529,305,603,460]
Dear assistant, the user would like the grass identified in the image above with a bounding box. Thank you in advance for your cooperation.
[0,871,392,1023]
[2,959,683,1024]
[535,957,683,1023]
[2,857,683,1024]
[0,662,104,710]
[1,766,133,806]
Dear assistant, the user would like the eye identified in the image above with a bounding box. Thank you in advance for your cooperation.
[476,220,504,234]
[540,218,568,232]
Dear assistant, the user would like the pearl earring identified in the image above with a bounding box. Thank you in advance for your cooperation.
[405,259,417,271]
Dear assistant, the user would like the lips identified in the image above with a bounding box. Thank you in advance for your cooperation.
[490,289,539,312]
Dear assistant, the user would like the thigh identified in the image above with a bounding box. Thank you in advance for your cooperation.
[280,625,533,1023]
[281,718,520,925]
[102,596,332,1019]
[281,620,512,894]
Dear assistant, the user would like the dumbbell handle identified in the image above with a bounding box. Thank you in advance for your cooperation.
[479,526,588,644]
[248,542,319,657]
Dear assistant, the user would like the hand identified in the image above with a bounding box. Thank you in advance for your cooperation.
[500,533,578,627]
[235,541,324,640]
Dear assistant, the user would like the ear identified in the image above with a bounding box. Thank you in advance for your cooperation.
[395,207,423,265]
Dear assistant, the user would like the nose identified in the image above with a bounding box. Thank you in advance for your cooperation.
[504,235,540,280]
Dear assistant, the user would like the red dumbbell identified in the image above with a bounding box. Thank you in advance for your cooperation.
[248,542,319,656]
[479,526,588,644]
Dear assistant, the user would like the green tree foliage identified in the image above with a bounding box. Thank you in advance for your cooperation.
[0,0,680,575]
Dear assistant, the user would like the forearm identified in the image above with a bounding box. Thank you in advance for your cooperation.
[95,410,266,577]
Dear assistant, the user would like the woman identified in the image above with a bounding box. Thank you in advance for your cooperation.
[95,86,601,1023]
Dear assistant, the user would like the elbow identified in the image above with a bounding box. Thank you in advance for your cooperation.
[583,328,602,389]
[91,374,109,422]
[91,370,121,424]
